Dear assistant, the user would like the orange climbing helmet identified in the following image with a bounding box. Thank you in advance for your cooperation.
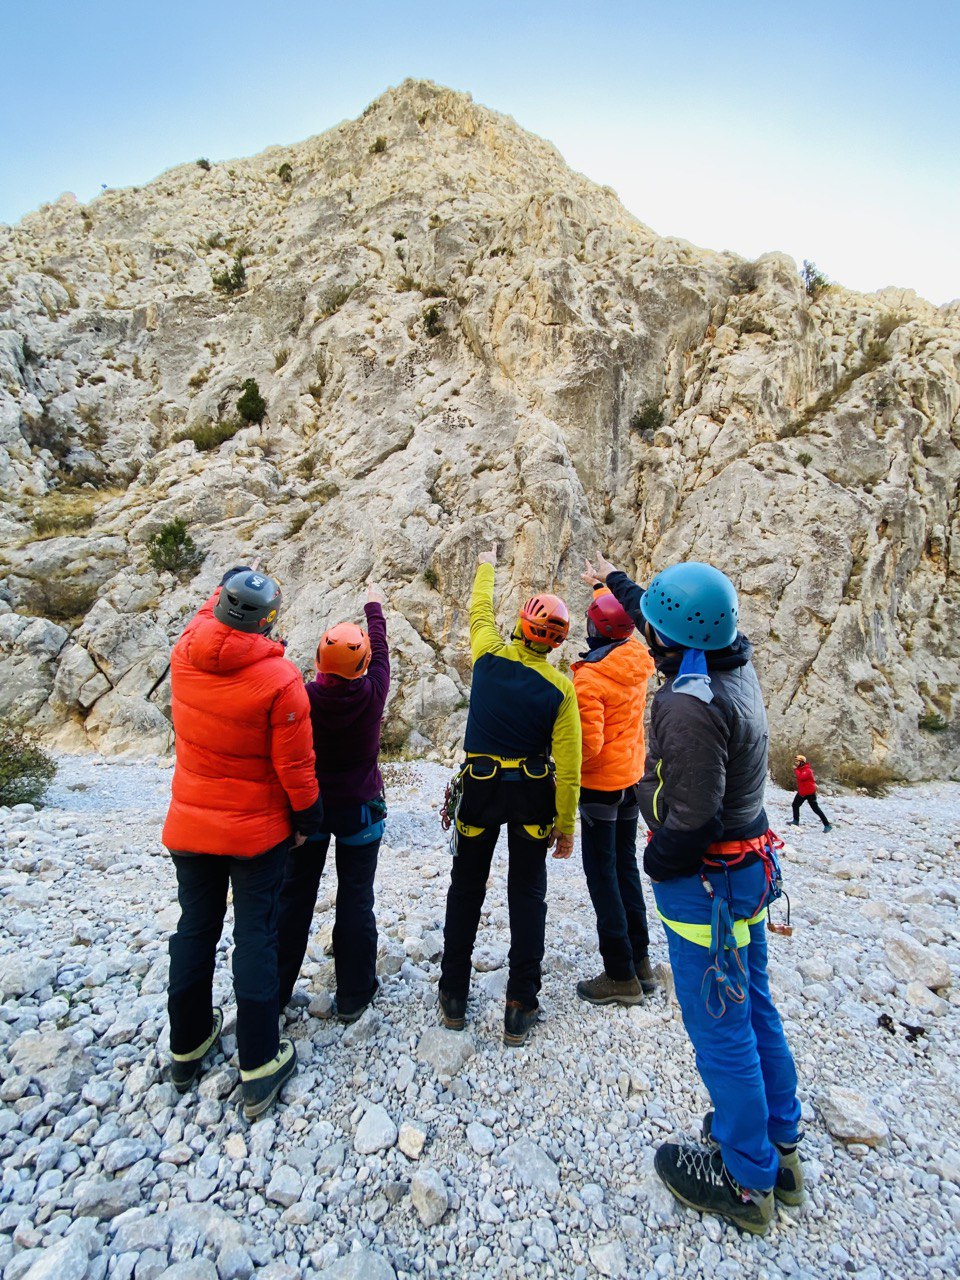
[315,622,371,679]
[518,593,570,649]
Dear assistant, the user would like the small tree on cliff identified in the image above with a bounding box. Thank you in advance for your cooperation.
[237,379,267,425]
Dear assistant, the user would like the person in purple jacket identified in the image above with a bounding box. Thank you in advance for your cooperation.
[276,585,390,1022]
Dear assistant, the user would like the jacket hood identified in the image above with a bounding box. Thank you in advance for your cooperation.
[573,636,649,686]
[180,613,286,674]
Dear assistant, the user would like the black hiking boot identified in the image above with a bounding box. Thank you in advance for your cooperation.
[337,980,379,1025]
[240,1039,297,1121]
[654,1142,774,1235]
[503,1000,539,1046]
[576,971,643,1006]
[636,954,659,996]
[438,989,466,1030]
[703,1110,804,1205]
[169,1007,223,1094]
[787,819,800,827]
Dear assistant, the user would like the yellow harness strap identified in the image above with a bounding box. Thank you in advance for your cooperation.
[657,907,767,949]
[465,753,525,767]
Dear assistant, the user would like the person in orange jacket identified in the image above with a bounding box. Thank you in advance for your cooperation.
[162,564,324,1120]
[572,571,657,1005]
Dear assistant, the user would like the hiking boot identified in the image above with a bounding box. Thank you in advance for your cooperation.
[170,1007,223,1094]
[438,989,466,1030]
[576,971,644,1006]
[703,1109,804,1205]
[654,1142,774,1235]
[240,1039,297,1121]
[787,819,800,827]
[636,954,659,996]
[337,980,379,1025]
[503,1000,539,1046]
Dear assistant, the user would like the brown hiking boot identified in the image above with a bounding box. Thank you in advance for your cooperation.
[636,955,659,995]
[576,972,643,1006]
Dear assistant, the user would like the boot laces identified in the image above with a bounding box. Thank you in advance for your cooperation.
[676,1145,727,1188]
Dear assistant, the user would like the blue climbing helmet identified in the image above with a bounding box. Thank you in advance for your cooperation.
[640,562,739,650]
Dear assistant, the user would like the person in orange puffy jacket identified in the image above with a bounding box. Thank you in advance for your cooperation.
[572,572,657,1006]
[789,755,832,831]
[162,565,324,1120]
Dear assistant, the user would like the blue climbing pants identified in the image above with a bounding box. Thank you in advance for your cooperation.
[653,860,802,1190]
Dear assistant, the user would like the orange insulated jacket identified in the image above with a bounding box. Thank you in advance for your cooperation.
[572,636,655,791]
[162,589,319,856]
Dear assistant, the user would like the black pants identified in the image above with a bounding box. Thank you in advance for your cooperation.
[440,825,549,1008]
[580,791,650,981]
[792,792,829,826]
[276,836,380,1015]
[168,841,287,1072]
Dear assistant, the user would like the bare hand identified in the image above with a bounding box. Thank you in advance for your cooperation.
[293,832,306,847]
[581,559,603,588]
[478,541,498,566]
[549,827,574,859]
[366,583,383,605]
[592,553,617,581]
[249,556,261,573]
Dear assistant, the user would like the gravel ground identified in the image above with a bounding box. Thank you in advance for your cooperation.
[1,756,959,1280]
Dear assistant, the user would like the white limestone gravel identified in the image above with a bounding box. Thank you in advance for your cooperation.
[1,756,959,1279]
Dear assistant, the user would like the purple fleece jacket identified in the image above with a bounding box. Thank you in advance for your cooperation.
[304,602,390,806]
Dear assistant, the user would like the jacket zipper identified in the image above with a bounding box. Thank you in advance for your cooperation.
[652,758,665,824]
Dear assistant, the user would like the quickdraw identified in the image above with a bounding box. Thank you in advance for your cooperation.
[698,828,793,1015]
[440,767,466,856]
[699,876,748,1019]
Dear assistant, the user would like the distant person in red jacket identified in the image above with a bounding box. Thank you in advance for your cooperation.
[277,585,390,1023]
[789,755,832,831]
[163,565,324,1119]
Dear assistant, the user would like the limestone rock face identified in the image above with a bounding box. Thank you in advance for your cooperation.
[0,79,958,773]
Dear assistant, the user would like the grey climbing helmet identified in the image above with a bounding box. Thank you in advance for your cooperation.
[214,570,282,634]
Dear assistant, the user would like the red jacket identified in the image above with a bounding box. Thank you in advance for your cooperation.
[162,589,320,856]
[794,763,817,797]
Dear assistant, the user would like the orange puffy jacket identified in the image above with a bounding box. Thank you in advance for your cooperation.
[572,636,656,791]
[162,589,320,857]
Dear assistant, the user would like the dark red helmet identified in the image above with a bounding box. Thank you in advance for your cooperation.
[587,589,634,640]
[518,594,569,649]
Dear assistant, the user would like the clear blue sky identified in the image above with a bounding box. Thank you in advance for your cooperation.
[4,1,958,303]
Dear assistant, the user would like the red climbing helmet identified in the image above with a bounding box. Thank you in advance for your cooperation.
[315,623,371,679]
[587,589,635,640]
[518,594,570,649]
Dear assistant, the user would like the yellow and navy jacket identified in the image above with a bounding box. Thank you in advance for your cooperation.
[464,563,582,834]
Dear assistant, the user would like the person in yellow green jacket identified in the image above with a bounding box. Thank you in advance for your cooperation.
[438,542,582,1046]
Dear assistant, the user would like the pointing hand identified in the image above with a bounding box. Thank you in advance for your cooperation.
[478,542,498,566]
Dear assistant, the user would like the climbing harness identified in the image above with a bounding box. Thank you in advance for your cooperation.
[698,829,791,1015]
[440,754,555,857]
[656,829,793,1018]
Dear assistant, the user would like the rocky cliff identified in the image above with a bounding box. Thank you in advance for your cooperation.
[1,79,958,776]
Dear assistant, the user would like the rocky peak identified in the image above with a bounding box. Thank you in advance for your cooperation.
[0,80,957,777]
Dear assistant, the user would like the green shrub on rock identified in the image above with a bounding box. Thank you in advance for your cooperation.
[148,518,203,577]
